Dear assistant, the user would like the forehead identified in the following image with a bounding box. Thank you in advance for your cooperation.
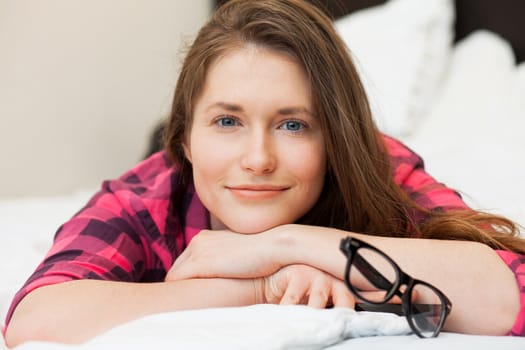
[198,46,312,108]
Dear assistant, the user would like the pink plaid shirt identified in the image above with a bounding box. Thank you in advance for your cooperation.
[5,135,525,335]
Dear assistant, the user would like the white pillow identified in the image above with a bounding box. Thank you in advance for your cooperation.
[402,31,525,227]
[335,0,454,137]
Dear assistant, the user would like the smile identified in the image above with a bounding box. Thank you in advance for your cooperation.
[226,185,289,200]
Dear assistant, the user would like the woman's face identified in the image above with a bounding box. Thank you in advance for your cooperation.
[185,46,326,233]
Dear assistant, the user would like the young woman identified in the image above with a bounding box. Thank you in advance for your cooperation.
[4,0,525,346]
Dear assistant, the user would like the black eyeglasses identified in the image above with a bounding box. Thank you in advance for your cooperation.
[339,237,452,338]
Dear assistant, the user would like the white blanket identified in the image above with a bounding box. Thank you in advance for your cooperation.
[13,306,410,350]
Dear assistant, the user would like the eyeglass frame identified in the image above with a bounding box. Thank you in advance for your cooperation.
[339,236,452,338]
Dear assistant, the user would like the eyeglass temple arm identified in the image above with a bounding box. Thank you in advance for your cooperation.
[353,254,394,291]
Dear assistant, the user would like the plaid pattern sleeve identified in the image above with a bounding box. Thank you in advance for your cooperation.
[496,250,525,336]
[3,151,206,329]
[383,134,469,212]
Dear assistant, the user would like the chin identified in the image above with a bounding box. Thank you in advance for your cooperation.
[224,219,287,234]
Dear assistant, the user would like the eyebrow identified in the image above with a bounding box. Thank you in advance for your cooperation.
[208,102,243,112]
[207,102,315,117]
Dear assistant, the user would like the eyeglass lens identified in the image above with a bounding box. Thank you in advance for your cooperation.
[349,247,397,303]
[409,283,444,337]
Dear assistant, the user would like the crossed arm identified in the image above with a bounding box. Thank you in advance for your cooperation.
[5,224,520,347]
[167,225,520,335]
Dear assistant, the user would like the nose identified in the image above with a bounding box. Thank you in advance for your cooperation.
[240,132,276,175]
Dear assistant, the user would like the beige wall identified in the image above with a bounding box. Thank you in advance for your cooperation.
[0,0,212,198]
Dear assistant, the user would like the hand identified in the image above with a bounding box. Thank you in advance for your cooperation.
[261,264,356,308]
[166,229,280,281]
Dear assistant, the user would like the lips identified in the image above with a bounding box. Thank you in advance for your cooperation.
[226,184,290,199]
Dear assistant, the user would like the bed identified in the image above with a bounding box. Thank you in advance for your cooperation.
[1,0,524,348]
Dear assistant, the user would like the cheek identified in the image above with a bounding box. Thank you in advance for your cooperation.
[283,142,327,205]
[289,142,326,181]
[188,138,233,183]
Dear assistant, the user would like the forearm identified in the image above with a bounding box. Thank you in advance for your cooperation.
[5,278,257,347]
[271,224,520,335]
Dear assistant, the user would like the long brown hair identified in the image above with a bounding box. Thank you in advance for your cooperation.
[164,0,525,253]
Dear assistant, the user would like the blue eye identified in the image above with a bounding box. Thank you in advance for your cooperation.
[216,116,239,128]
[281,120,305,132]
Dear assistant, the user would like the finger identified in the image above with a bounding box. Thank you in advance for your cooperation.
[307,276,331,309]
[410,288,419,302]
[330,280,356,308]
[165,262,182,282]
[170,248,190,271]
[280,275,309,306]
[166,251,197,281]
[167,232,211,280]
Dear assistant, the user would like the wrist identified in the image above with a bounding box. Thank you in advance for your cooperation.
[265,224,300,267]
[267,224,353,280]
